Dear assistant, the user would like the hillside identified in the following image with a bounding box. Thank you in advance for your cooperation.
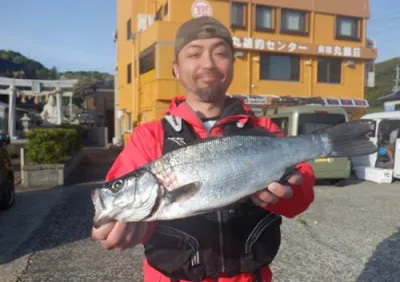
[1,49,398,105]
[365,57,400,105]
[0,50,114,90]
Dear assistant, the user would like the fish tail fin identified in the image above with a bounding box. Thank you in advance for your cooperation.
[320,120,377,158]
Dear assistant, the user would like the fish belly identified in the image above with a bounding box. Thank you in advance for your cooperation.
[153,137,294,220]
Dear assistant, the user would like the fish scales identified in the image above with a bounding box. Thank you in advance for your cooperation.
[91,120,377,225]
[148,135,321,219]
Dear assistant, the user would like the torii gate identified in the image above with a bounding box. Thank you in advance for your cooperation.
[0,77,78,140]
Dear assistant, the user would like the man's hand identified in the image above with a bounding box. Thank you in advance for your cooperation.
[91,220,149,252]
[251,172,303,208]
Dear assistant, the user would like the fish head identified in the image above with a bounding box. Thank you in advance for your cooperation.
[91,168,161,228]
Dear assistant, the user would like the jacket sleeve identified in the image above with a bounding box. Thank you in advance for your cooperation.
[252,117,316,218]
[105,123,162,243]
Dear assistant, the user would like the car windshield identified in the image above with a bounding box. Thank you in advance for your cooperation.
[298,113,346,135]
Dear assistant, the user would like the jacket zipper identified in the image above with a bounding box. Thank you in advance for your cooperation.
[208,123,225,274]
[183,102,227,273]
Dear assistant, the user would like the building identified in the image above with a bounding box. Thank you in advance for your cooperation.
[115,0,377,143]
[84,88,115,143]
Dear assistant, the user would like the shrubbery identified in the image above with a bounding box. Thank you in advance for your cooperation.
[26,124,84,164]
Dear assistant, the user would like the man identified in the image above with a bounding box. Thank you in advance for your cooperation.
[92,16,315,282]
[387,127,399,165]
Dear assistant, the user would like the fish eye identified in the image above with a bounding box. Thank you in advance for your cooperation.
[110,180,124,193]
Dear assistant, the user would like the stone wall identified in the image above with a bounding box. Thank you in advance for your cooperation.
[21,150,83,188]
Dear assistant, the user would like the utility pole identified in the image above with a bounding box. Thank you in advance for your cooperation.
[393,64,400,93]
[112,28,121,146]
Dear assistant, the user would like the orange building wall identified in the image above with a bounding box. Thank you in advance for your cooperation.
[116,0,376,140]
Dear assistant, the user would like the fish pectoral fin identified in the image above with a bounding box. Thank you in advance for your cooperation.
[164,182,201,204]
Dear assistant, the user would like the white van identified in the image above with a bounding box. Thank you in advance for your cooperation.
[352,111,400,183]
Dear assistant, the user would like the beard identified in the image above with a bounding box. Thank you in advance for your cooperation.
[193,84,225,103]
[181,70,228,103]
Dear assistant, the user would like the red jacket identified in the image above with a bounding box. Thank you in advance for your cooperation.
[105,96,316,282]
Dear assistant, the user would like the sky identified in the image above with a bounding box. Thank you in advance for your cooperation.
[0,0,398,74]
[0,0,116,73]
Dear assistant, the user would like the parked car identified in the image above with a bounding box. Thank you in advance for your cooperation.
[0,133,15,210]
[264,105,350,183]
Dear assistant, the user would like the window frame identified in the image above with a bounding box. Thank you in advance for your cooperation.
[259,53,301,82]
[254,4,274,32]
[280,8,309,35]
[126,18,132,40]
[335,15,362,41]
[127,63,132,84]
[155,6,163,20]
[230,1,247,29]
[317,57,342,84]
[139,45,155,75]
[164,1,168,16]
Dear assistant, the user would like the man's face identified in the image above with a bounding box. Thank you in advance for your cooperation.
[173,38,233,103]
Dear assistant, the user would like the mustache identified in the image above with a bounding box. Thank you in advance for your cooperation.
[194,71,224,80]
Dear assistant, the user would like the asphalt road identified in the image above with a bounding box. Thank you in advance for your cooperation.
[0,148,399,282]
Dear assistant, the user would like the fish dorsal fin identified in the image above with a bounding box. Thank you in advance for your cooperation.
[164,182,202,204]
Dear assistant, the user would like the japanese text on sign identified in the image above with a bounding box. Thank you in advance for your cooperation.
[232,36,364,58]
[232,36,308,53]
[317,44,361,58]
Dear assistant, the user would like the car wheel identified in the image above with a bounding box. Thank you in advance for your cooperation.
[0,178,15,210]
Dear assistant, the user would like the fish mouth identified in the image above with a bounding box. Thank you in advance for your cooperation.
[91,189,113,228]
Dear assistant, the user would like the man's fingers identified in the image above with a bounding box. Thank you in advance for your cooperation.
[267,182,293,199]
[91,221,116,241]
[95,221,147,251]
[287,172,303,186]
[251,194,268,208]
[99,222,131,250]
[256,190,279,204]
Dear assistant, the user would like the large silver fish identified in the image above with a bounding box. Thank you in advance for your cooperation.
[91,120,376,227]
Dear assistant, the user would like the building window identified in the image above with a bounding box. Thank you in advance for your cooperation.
[127,18,132,40]
[127,63,132,84]
[164,2,168,16]
[281,9,307,34]
[336,16,360,41]
[260,54,300,81]
[155,7,163,20]
[127,112,132,131]
[139,46,155,74]
[231,2,246,28]
[317,58,342,84]
[255,5,273,31]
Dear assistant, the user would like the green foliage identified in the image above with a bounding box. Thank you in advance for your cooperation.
[61,71,114,97]
[56,124,85,150]
[0,50,58,79]
[365,57,400,105]
[0,49,114,90]
[26,127,83,164]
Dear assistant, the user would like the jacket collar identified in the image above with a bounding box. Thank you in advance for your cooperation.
[164,95,254,129]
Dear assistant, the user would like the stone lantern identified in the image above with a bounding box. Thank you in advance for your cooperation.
[20,113,31,136]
